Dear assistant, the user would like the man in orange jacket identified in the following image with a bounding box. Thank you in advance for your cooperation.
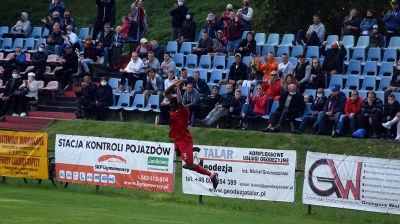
[256,52,278,80]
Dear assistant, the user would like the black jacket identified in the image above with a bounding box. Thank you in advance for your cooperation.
[98,30,115,47]
[230,96,246,110]
[205,20,223,39]
[4,78,23,97]
[228,62,248,86]
[321,45,347,74]
[181,12,196,41]
[323,92,347,114]
[81,82,97,101]
[152,45,166,63]
[62,52,78,73]
[361,97,383,116]
[191,78,210,95]
[31,51,48,69]
[237,39,256,56]
[390,71,400,87]
[310,96,328,113]
[383,101,400,117]
[95,0,115,22]
[197,37,214,55]
[218,92,234,109]
[170,5,188,28]
[95,84,113,105]
[276,91,306,120]
[201,94,221,107]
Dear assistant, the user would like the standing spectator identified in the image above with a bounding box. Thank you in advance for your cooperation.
[92,0,116,40]
[263,70,282,108]
[225,89,246,129]
[78,36,97,76]
[89,77,113,121]
[365,25,384,53]
[237,0,253,32]
[341,7,360,40]
[191,70,210,97]
[201,84,234,127]
[293,52,311,94]
[2,12,31,39]
[208,30,227,57]
[223,11,244,56]
[97,23,114,67]
[143,68,164,105]
[183,83,200,126]
[381,94,400,139]
[49,0,66,19]
[175,12,196,51]
[55,44,78,91]
[321,41,347,77]
[143,51,160,75]
[159,52,176,79]
[120,16,130,40]
[218,53,247,88]
[281,74,298,92]
[131,0,148,41]
[59,25,78,57]
[205,12,223,39]
[293,15,325,47]
[220,4,233,37]
[240,85,268,130]
[360,9,377,36]
[42,12,62,35]
[8,73,38,117]
[357,91,383,139]
[1,47,26,84]
[170,0,188,41]
[382,1,400,47]
[149,40,166,63]
[110,26,125,68]
[257,52,278,81]
[110,2,116,28]
[25,43,48,80]
[45,23,64,58]
[384,60,400,101]
[306,58,325,90]
[74,76,97,120]
[0,71,23,116]
[236,31,256,57]
[60,11,76,33]
[333,90,363,138]
[242,56,263,89]
[277,53,294,79]
[118,52,144,93]
[136,38,152,60]
[192,30,214,57]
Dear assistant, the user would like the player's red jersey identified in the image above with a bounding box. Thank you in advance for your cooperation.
[169,106,193,142]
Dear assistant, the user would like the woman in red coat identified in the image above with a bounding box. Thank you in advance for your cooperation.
[120,16,130,40]
[239,84,268,130]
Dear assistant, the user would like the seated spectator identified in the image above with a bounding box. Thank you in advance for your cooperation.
[359,9,377,36]
[143,68,164,105]
[49,0,66,19]
[42,12,62,35]
[208,30,227,57]
[78,36,97,75]
[158,86,178,125]
[281,74,298,92]
[384,60,400,102]
[60,25,78,57]
[191,70,210,97]
[130,68,148,97]
[200,84,234,126]
[88,77,113,121]
[2,12,31,39]
[306,58,325,89]
[381,94,400,139]
[60,11,76,33]
[149,40,166,63]
[131,0,148,41]
[341,8,360,39]
[261,84,305,132]
[365,25,384,53]
[178,68,194,95]
[55,44,78,91]
[223,11,244,56]
[293,15,325,47]
[175,12,196,51]
[382,111,400,140]
[225,89,246,129]
[25,43,48,80]
[97,23,114,67]
[118,52,144,93]
[277,53,295,79]
[242,56,263,90]
[143,51,160,75]
[110,26,125,68]
[120,16,130,40]
[321,41,346,77]
[218,53,247,88]
[192,30,214,57]
[236,31,256,57]
[240,84,268,130]
[292,88,327,134]
[205,12,223,39]
[293,52,311,94]
[136,38,152,60]
[315,85,346,135]
[1,47,26,84]
[333,90,363,138]
[183,83,200,126]
[192,85,221,122]
[357,91,383,139]
[0,71,23,114]
[159,52,176,79]
[164,70,177,89]
[74,76,97,120]
[264,70,281,109]
[45,23,64,58]
[257,52,278,81]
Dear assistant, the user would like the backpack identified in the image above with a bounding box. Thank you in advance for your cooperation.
[303,93,314,103]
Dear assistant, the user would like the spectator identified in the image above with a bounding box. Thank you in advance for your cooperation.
[315,85,346,135]
[110,26,125,68]
[55,44,78,91]
[205,12,223,39]
[127,13,138,41]
[60,25,78,57]
[357,91,383,139]
[74,76,97,120]
[341,7,360,40]
[183,83,200,126]
[293,52,311,94]
[149,40,166,63]
[191,70,210,97]
[164,70,178,89]
[321,41,346,77]
[208,30,227,57]
[136,38,152,60]
[277,53,295,79]
[257,52,278,81]
[236,31,256,57]
[92,0,115,40]
[360,9,377,36]
[242,56,263,89]
[261,84,305,132]
[25,43,48,80]
[7,73,38,117]
[175,12,196,51]
[89,77,113,121]
[264,70,282,109]
[240,84,268,130]
[384,60,400,102]
[159,52,176,79]
[292,88,327,134]
[220,4,233,37]
[170,0,189,41]
[333,90,363,138]
[131,0,148,41]
[192,30,214,57]
[237,0,253,32]
[110,2,116,28]
[281,74,298,93]
[60,11,76,33]
[120,16,130,40]
[382,111,400,140]
[225,89,246,129]
[365,25,384,53]
[197,85,221,120]
[49,0,66,19]
[143,51,160,75]
[118,52,144,93]
[0,71,23,115]
[223,11,244,56]
[218,53,247,88]
[200,84,234,126]
[78,36,97,76]
[382,1,400,47]
[143,68,164,105]
[178,68,194,95]
[45,23,64,58]
[1,47,26,84]
[130,69,149,97]
[306,58,325,90]
[97,23,114,67]
[42,12,62,35]
[293,15,325,47]
[2,12,31,39]
[381,94,400,139]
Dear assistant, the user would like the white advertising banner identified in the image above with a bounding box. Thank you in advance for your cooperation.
[182,145,297,202]
[303,152,400,214]
[55,134,175,193]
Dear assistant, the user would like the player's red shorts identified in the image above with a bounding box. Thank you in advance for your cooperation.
[174,140,194,163]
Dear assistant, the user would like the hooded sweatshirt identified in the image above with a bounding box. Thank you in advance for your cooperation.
[181,12,196,41]
[160,58,176,78]
[13,12,31,36]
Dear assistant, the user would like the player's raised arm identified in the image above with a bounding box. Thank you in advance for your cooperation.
[175,80,185,110]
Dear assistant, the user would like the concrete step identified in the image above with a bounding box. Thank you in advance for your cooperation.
[28,111,76,119]
[46,101,76,107]
[37,105,76,113]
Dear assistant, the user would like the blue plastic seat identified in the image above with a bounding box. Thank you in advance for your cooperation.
[375,91,384,102]
[198,55,211,69]
[166,41,178,54]
[197,69,208,82]
[361,76,376,91]
[357,90,368,99]
[364,48,381,64]
[341,89,351,98]
[108,78,119,90]
[0,26,9,38]
[124,94,145,111]
[328,75,343,89]
[360,61,377,79]
[262,102,279,119]
[289,57,298,66]
[238,86,250,97]
[179,42,192,55]
[109,94,131,110]
[22,38,35,52]
[354,36,369,49]
[377,77,391,91]
[304,89,316,98]
[255,33,265,46]
[241,30,250,41]
[146,95,161,112]
[42,28,49,37]
[275,57,282,64]
[351,47,366,62]
[376,62,394,80]
[342,35,354,48]
[208,70,223,85]
[225,56,235,69]
[133,80,143,91]
[219,85,227,95]
[291,46,303,58]
[211,55,226,70]
[276,45,289,57]
[344,75,360,90]
[295,103,313,122]
[384,36,400,50]
[27,38,46,53]
[266,33,280,46]
[173,54,184,68]
[379,48,397,65]
[0,38,12,51]
[343,60,361,79]
[279,34,294,46]
[326,35,339,46]
[306,46,319,59]
[78,28,90,42]
[184,54,198,69]
[30,27,42,40]
[262,44,275,56]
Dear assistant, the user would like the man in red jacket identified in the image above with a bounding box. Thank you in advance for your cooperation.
[264,70,281,113]
[333,90,363,137]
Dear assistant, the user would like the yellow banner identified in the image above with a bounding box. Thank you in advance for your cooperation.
[0,131,48,179]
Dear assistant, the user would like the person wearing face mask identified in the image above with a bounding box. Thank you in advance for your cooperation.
[41,11,62,36]
[49,0,66,20]
[0,71,24,117]
[384,60,400,102]
[149,40,165,63]
[170,0,189,41]
[261,84,305,132]
[1,47,26,84]
[92,0,115,40]
[292,88,327,134]
[10,73,38,117]
[205,12,223,39]
[333,90,363,138]
[78,36,97,76]
[60,25,78,56]
[25,43,48,81]
[175,12,196,52]
[2,12,31,39]
[321,41,347,77]
[88,77,113,121]
[97,23,115,67]
[381,94,400,139]
[237,0,253,32]
[360,10,377,36]
[60,11,76,33]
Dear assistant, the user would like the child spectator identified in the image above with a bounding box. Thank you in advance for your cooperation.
[111,26,125,68]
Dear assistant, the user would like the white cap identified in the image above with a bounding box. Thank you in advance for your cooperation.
[28,72,35,77]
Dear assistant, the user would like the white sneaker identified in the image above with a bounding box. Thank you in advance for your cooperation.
[395,134,400,141]
[123,89,130,93]
[382,122,392,129]
[19,112,27,117]
[12,113,19,117]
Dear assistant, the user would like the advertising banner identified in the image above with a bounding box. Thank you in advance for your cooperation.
[303,152,400,214]
[55,135,175,193]
[0,131,48,179]
[182,145,297,202]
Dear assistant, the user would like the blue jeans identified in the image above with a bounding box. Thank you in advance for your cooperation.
[227,39,241,52]
[296,30,321,46]
[298,115,318,131]
[241,104,259,125]
[337,113,357,133]
[97,47,112,64]
[317,111,343,133]
[45,44,62,55]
